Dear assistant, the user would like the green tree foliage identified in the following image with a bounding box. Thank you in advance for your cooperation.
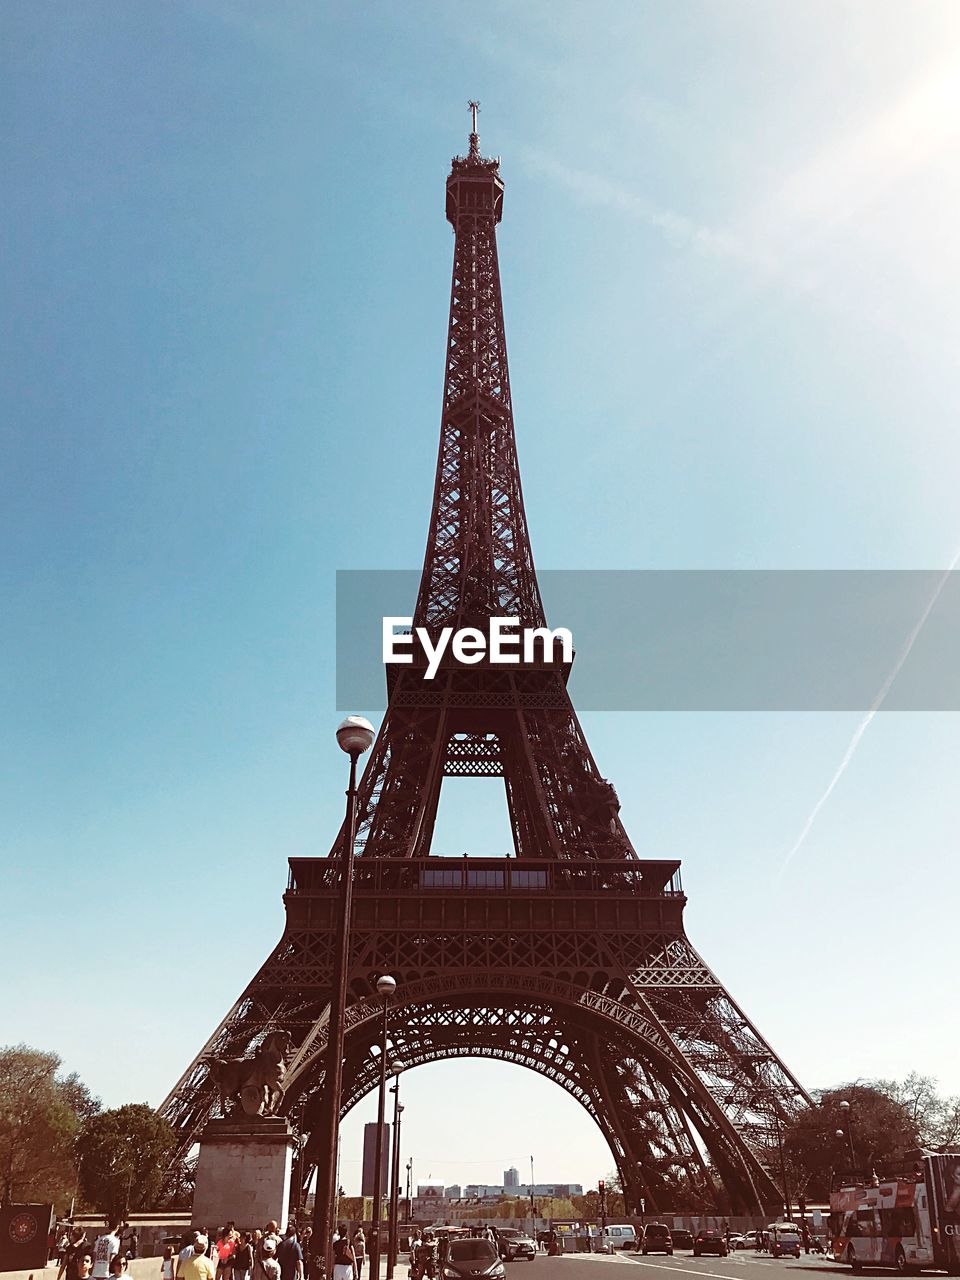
[76,1105,175,1222]
[784,1082,919,1201]
[0,1044,100,1209]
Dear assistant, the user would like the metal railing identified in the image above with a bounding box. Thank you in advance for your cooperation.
[287,856,683,897]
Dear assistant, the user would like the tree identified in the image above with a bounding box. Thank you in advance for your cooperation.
[933,1095,960,1151]
[76,1105,175,1222]
[883,1074,960,1152]
[0,1044,99,1209]
[571,1186,626,1220]
[784,1082,919,1201]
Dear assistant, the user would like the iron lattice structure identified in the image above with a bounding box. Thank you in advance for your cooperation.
[160,123,809,1214]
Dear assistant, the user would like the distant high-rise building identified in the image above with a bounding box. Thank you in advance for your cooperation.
[361,1121,391,1198]
[504,1167,519,1189]
[445,1186,462,1200]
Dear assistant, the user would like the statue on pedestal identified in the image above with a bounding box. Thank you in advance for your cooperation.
[206,1030,294,1118]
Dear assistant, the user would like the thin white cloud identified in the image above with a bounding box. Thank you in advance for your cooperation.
[515,144,773,272]
[778,549,960,877]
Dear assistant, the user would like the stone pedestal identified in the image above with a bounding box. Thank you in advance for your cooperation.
[193,1117,296,1231]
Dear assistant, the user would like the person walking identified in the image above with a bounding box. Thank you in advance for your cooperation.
[260,1242,280,1280]
[58,1228,90,1280]
[217,1229,238,1280]
[254,1225,282,1280]
[299,1228,313,1280]
[350,1229,365,1280]
[277,1226,304,1280]
[177,1238,217,1280]
[233,1234,254,1280]
[180,1234,204,1266]
[161,1247,177,1280]
[92,1223,123,1280]
[332,1236,355,1280]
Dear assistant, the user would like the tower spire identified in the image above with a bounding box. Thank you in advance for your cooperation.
[468,98,480,158]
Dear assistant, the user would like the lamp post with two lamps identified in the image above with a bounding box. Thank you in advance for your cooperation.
[837,1098,857,1169]
[369,974,398,1280]
[386,1075,404,1280]
[312,715,376,1273]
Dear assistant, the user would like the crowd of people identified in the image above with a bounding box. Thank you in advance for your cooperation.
[170,1223,309,1280]
[54,1222,313,1280]
[56,1222,132,1280]
[51,1216,550,1280]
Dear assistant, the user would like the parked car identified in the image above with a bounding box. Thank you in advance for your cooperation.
[728,1233,748,1250]
[693,1232,728,1257]
[600,1226,638,1253]
[443,1239,506,1279]
[496,1230,536,1262]
[641,1224,674,1256]
[670,1230,694,1251]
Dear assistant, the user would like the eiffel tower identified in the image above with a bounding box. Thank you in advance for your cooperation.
[160,110,809,1219]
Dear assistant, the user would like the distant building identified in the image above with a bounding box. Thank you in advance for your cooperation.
[417,1184,445,1199]
[504,1167,519,1188]
[445,1185,462,1200]
[519,1183,583,1198]
[361,1121,391,1197]
[460,1177,586,1198]
[462,1180,584,1200]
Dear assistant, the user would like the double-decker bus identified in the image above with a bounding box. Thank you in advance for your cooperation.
[830,1150,960,1274]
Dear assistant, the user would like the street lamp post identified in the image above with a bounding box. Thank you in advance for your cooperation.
[386,1079,404,1280]
[839,1100,857,1169]
[405,1159,413,1223]
[369,975,397,1280]
[312,716,375,1274]
[773,1112,791,1219]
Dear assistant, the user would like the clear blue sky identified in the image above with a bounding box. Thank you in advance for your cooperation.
[2,2,959,1194]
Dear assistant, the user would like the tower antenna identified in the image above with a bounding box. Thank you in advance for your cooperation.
[468,98,480,156]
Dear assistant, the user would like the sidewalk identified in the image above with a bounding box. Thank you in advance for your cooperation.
[364,1261,410,1280]
[2,1261,160,1280]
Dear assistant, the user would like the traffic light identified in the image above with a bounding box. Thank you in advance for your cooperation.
[598,1180,605,1195]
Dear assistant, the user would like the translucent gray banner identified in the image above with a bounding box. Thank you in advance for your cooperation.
[335,570,960,711]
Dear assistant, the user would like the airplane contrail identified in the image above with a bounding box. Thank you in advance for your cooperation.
[779,550,960,876]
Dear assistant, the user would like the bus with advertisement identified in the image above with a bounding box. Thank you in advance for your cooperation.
[830,1150,960,1274]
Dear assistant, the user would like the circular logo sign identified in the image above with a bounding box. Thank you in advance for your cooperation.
[9,1212,39,1244]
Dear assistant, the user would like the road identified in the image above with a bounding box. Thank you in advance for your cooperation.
[505,1252,842,1280]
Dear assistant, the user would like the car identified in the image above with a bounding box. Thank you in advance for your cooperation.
[600,1226,638,1253]
[670,1231,694,1251]
[693,1233,728,1257]
[727,1234,747,1250]
[761,1226,801,1259]
[443,1239,507,1280]
[495,1230,536,1262]
[641,1224,674,1256]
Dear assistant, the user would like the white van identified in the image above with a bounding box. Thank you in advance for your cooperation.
[601,1226,638,1253]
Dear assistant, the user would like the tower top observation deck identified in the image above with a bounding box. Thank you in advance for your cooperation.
[447,99,503,226]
